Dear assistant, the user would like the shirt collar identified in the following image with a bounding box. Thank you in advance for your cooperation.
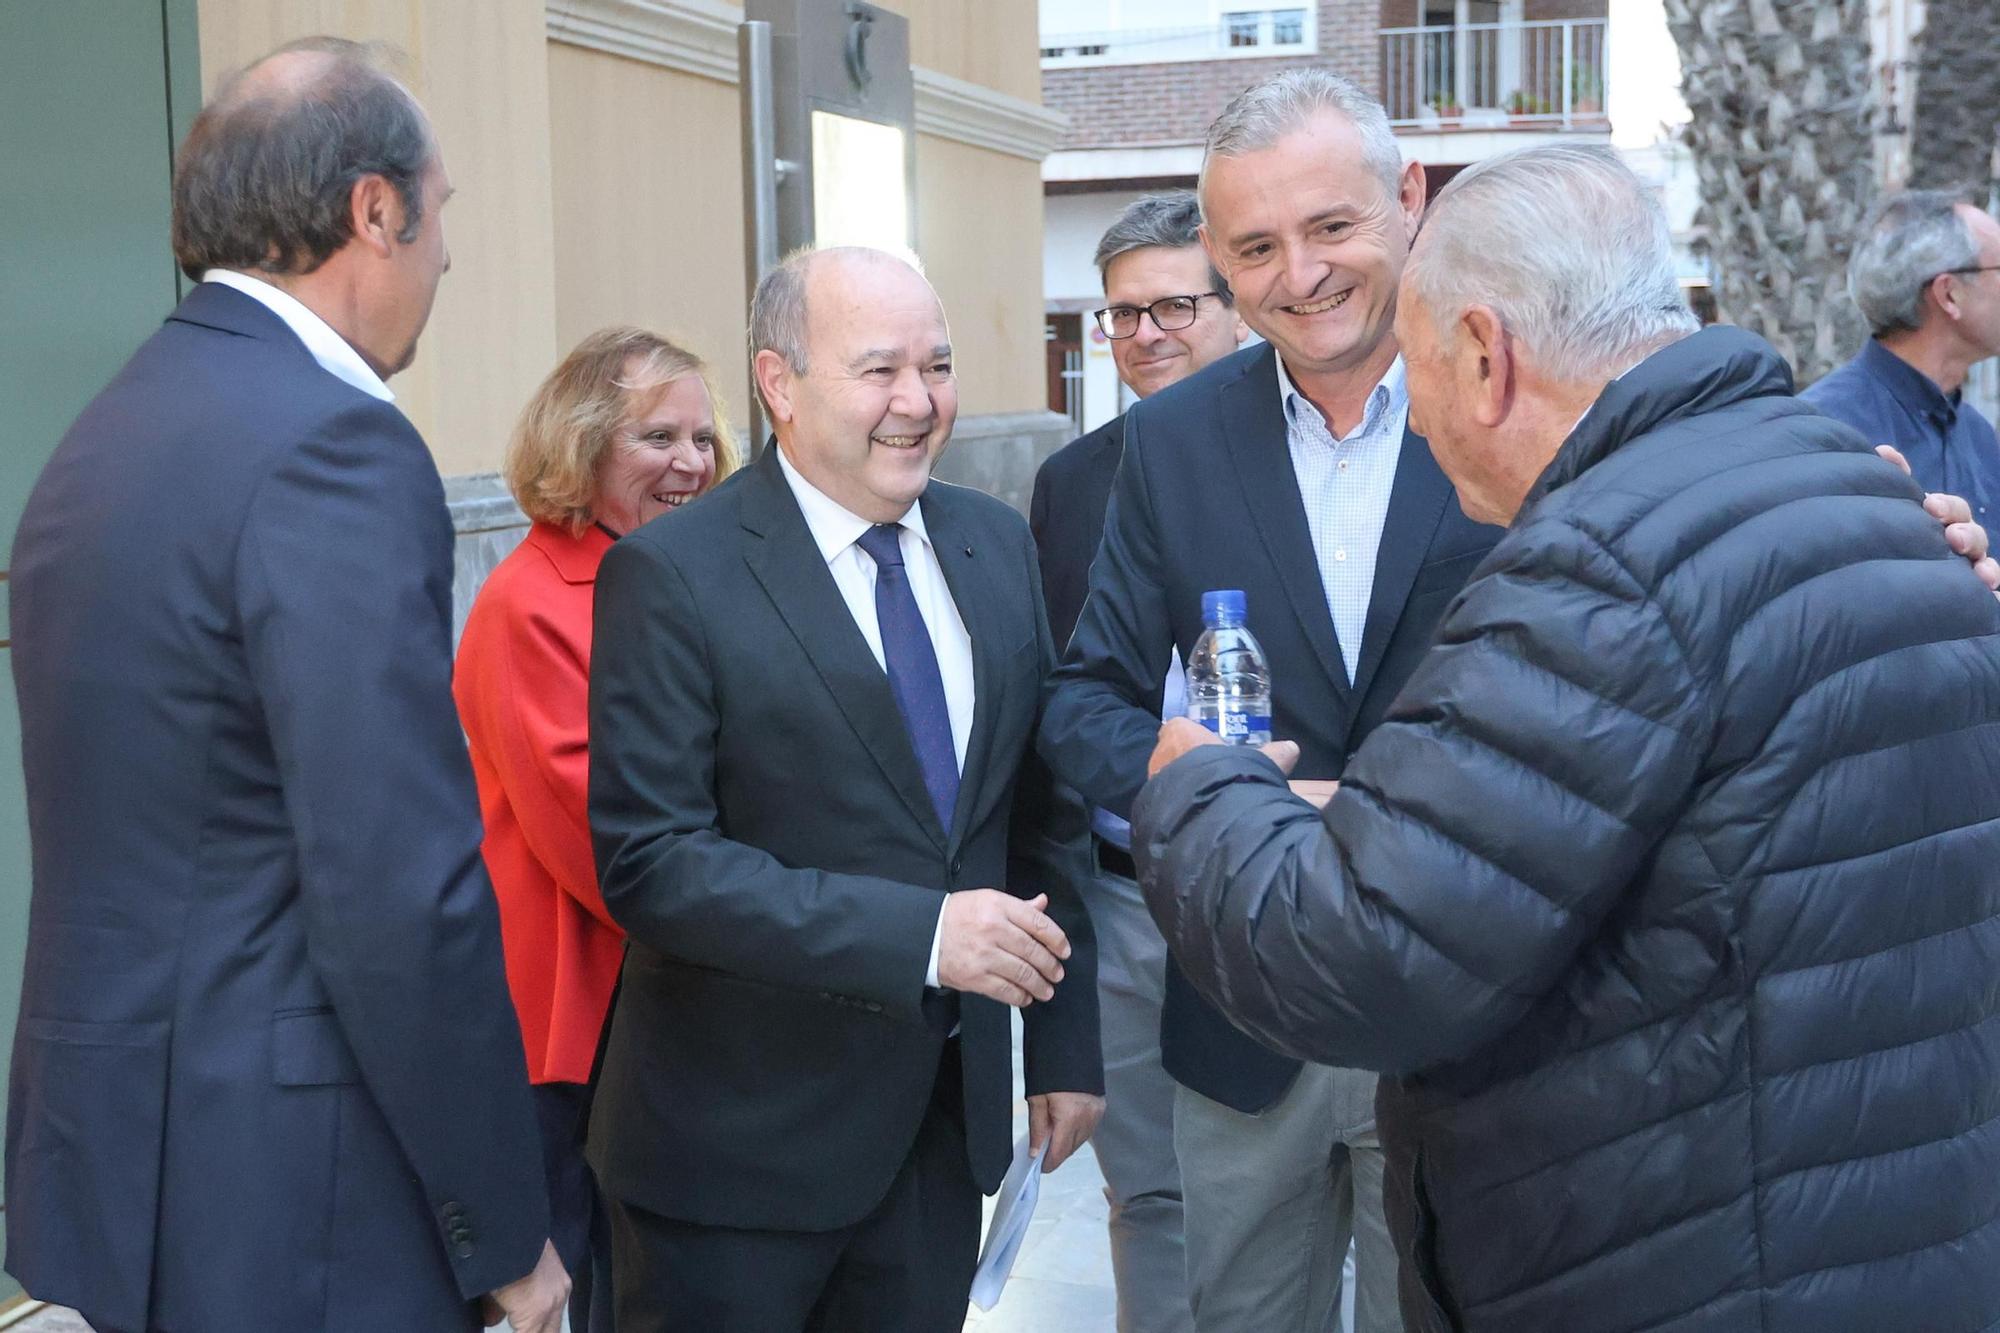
[1274,350,1407,439]
[524,520,614,585]
[201,269,395,403]
[1861,337,1957,424]
[774,444,933,564]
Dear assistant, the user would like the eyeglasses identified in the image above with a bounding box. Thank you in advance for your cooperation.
[1941,265,2000,279]
[1093,292,1220,339]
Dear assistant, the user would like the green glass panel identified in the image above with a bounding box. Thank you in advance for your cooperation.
[0,0,201,1303]
[0,0,186,574]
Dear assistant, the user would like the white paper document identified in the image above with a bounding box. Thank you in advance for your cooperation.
[969,1134,1045,1311]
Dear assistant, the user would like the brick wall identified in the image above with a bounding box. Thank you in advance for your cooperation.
[1042,0,1382,150]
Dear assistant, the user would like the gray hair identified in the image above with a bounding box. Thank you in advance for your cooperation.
[749,246,815,376]
[1093,191,1232,302]
[172,37,433,283]
[1199,68,1403,207]
[1408,143,1699,383]
[1848,189,1981,337]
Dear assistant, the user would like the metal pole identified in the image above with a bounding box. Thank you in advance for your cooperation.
[1560,20,1573,129]
[740,20,780,451]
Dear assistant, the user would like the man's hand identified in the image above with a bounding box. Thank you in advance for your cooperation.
[1289,779,1339,809]
[1028,1091,1105,1173]
[1148,717,1229,776]
[937,889,1069,1007]
[1877,444,2000,590]
[480,1240,570,1333]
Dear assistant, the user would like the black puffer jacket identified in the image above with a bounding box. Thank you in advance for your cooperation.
[1136,327,2000,1332]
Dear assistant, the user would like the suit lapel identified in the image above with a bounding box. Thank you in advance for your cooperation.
[1349,426,1453,703]
[1222,349,1351,704]
[738,452,949,847]
[921,488,1004,852]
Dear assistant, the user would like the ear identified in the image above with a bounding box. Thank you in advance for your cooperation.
[1232,313,1251,345]
[753,348,797,426]
[1457,304,1514,429]
[1930,271,1964,323]
[1398,160,1428,234]
[348,174,402,259]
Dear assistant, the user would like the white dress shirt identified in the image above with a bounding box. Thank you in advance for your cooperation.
[775,447,974,991]
[1275,353,1409,683]
[201,269,395,403]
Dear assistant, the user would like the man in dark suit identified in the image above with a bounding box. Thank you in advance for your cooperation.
[4,38,566,1333]
[1028,190,1246,1333]
[587,245,1104,1332]
[1040,70,1496,1333]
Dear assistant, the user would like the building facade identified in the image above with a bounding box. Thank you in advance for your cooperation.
[1038,0,1660,432]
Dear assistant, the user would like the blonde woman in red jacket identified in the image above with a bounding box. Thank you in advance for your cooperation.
[454,327,738,1333]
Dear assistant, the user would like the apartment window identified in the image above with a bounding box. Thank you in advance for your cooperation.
[1040,3,1313,68]
[1223,8,1311,52]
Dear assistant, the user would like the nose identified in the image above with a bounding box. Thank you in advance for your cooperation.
[887,366,934,421]
[1133,313,1171,349]
[1281,242,1327,303]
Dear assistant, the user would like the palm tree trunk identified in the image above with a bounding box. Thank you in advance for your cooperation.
[1908,0,2000,198]
[1661,0,1875,385]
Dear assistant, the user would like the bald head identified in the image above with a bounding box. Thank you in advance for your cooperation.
[750,246,940,381]
[171,36,435,281]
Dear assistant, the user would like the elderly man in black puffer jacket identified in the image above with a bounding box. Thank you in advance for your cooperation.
[1136,143,2000,1332]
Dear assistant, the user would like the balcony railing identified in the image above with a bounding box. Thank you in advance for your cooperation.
[1381,18,1608,131]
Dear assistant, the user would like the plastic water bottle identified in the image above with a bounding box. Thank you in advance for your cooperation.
[1186,589,1272,746]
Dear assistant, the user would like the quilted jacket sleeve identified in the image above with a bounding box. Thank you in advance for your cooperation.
[1133,515,1714,1075]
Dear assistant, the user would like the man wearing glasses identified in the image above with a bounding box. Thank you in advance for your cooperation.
[1807,190,2000,519]
[1029,189,1246,1333]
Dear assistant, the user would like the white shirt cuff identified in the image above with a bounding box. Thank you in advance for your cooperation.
[926,898,947,989]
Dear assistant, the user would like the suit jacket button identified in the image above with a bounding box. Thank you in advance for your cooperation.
[949,856,963,877]
[454,1239,476,1259]
[865,1001,884,1014]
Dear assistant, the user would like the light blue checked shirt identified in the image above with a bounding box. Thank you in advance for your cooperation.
[1275,353,1409,683]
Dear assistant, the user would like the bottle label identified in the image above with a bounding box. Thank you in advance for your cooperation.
[1199,710,1273,744]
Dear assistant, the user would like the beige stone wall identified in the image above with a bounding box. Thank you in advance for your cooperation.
[916,134,1046,416]
[891,0,1042,103]
[197,0,559,476]
[545,45,753,427]
[197,0,1053,474]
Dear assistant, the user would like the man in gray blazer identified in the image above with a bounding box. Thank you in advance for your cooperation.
[5,38,565,1333]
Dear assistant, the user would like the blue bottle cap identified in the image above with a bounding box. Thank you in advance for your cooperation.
[1201,589,1247,625]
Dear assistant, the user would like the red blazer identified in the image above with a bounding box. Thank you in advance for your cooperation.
[454,520,622,1084]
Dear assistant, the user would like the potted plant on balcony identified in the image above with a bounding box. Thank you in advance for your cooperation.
[1572,65,1605,118]
[1505,89,1550,125]
[1426,90,1463,125]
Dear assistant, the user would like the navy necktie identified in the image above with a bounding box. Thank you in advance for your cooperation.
[856,523,959,832]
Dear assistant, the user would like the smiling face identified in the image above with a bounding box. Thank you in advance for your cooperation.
[1199,109,1424,381]
[590,369,720,534]
[760,251,958,523]
[1102,243,1248,398]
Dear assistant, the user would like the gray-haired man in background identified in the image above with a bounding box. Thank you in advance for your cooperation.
[1805,189,2000,523]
